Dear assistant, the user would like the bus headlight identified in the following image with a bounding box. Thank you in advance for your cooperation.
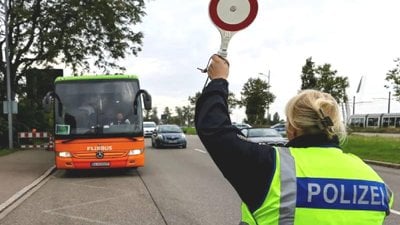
[128,149,143,156]
[58,152,72,158]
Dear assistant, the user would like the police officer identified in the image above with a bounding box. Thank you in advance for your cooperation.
[194,54,394,225]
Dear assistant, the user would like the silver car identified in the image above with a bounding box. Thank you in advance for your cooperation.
[241,128,288,146]
[143,121,157,138]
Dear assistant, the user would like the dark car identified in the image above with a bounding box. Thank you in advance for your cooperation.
[151,124,187,149]
[241,128,288,146]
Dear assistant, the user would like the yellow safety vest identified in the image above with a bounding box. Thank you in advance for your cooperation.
[241,147,394,225]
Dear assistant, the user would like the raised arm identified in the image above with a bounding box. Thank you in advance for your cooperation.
[194,55,276,212]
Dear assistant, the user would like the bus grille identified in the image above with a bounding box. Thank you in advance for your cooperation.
[73,152,126,159]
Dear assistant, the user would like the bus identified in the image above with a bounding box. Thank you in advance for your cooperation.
[347,113,400,129]
[43,75,152,170]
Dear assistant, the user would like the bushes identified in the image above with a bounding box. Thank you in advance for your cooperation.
[182,127,197,135]
[347,127,400,134]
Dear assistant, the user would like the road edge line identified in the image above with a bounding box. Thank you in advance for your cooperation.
[0,165,56,214]
[391,209,400,216]
[363,159,400,169]
[193,148,207,154]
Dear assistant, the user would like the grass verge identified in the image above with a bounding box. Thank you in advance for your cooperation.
[0,148,16,157]
[183,127,197,135]
[342,134,400,164]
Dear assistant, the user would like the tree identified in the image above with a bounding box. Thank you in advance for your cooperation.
[0,1,147,147]
[272,112,281,125]
[174,106,185,126]
[0,0,146,101]
[182,105,193,127]
[150,107,159,125]
[300,58,349,103]
[301,57,318,90]
[144,109,151,121]
[316,64,349,103]
[385,58,400,101]
[240,78,275,126]
[189,91,239,114]
[162,107,172,124]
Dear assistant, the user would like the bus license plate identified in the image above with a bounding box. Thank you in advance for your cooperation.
[91,162,110,167]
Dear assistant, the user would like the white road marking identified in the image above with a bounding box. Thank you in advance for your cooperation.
[391,209,400,216]
[45,211,119,225]
[43,194,131,213]
[193,148,207,154]
[0,165,56,214]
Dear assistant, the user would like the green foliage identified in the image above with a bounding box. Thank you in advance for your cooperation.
[0,148,16,157]
[300,57,349,103]
[182,105,193,126]
[150,107,160,125]
[161,107,173,124]
[144,109,151,121]
[0,0,147,100]
[182,127,197,135]
[0,1,147,146]
[189,91,238,114]
[301,57,318,89]
[172,106,185,126]
[0,116,8,147]
[240,78,275,125]
[385,58,400,101]
[15,98,52,132]
[347,127,400,134]
[272,112,281,124]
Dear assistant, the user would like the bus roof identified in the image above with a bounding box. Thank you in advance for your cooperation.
[55,74,139,83]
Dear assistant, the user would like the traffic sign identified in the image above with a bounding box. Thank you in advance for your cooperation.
[208,0,258,57]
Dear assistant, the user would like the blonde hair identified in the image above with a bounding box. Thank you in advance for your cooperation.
[285,89,346,143]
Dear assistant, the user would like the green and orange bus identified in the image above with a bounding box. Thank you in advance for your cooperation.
[43,75,151,169]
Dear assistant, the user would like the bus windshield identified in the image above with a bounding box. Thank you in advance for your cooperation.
[54,79,143,137]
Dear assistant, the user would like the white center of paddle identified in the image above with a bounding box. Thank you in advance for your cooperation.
[217,0,250,25]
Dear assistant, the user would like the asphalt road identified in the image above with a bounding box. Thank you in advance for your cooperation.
[1,135,399,224]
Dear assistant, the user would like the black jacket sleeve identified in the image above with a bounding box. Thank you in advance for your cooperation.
[194,79,276,212]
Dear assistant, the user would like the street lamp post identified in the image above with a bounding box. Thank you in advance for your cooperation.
[388,91,391,114]
[1,0,13,149]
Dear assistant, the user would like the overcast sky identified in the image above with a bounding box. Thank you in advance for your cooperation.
[110,0,400,122]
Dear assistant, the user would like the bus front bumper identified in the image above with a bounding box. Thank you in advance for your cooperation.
[56,155,145,169]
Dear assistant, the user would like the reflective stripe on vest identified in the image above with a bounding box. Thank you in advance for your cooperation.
[241,147,393,225]
[278,147,296,225]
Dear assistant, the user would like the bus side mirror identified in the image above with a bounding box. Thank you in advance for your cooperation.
[42,91,63,116]
[142,90,152,110]
[42,92,54,113]
[134,89,152,114]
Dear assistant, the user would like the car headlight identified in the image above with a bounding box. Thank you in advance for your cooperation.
[58,152,72,158]
[181,134,186,138]
[128,149,143,156]
[157,134,163,140]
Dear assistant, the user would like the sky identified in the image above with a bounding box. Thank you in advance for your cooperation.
[82,0,400,122]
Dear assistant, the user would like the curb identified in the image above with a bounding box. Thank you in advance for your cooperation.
[0,165,56,214]
[364,159,400,169]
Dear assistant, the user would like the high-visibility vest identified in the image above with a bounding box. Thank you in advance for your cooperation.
[241,147,394,225]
